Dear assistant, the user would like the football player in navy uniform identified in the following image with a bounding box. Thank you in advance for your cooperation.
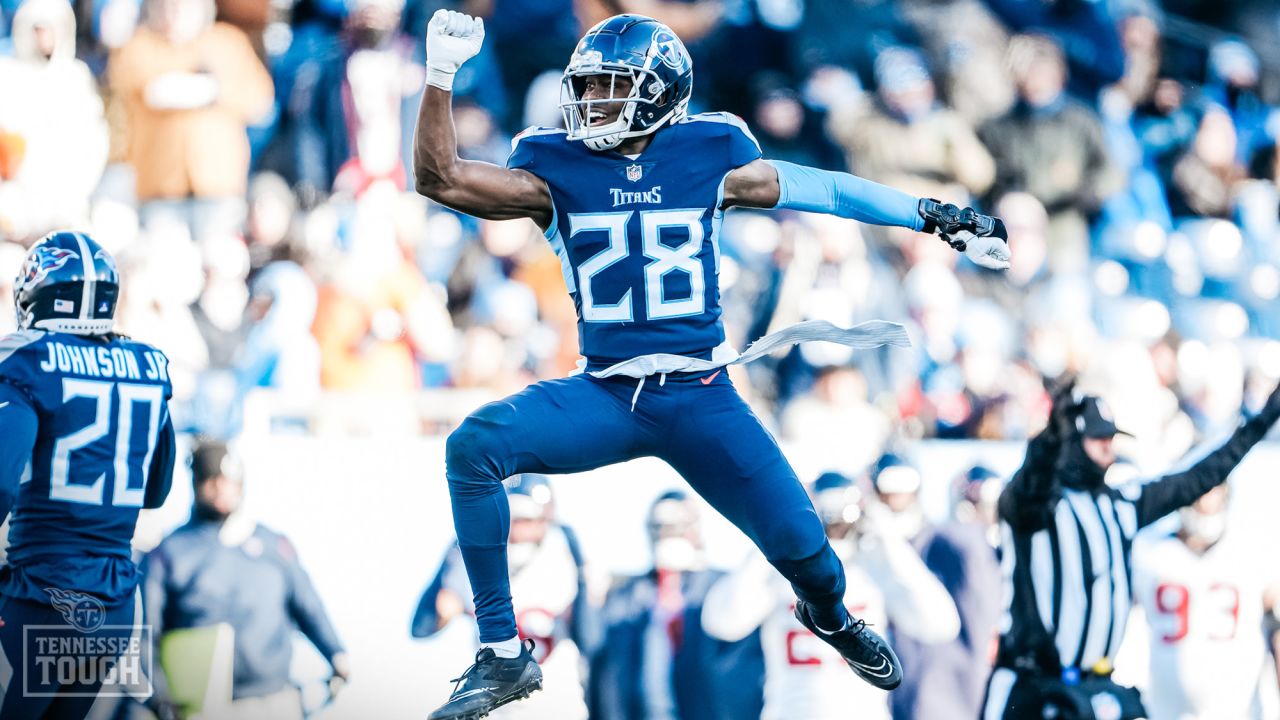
[414,11,1012,719]
[0,231,176,718]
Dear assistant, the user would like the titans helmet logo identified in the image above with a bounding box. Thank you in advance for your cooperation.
[651,30,684,69]
[21,246,79,289]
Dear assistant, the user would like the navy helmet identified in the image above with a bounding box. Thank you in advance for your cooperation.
[14,231,119,336]
[560,14,693,151]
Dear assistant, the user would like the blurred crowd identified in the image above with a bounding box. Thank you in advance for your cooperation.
[1,0,1280,460]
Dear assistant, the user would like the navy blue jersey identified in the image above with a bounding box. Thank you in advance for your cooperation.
[0,330,174,604]
[508,112,762,369]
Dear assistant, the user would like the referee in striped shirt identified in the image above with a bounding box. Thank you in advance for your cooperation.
[982,379,1280,720]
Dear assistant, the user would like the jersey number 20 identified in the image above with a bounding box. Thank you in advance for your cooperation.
[569,209,707,322]
[51,378,163,507]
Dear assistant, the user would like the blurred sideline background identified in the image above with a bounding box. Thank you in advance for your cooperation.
[135,435,1280,718]
[3,0,1280,716]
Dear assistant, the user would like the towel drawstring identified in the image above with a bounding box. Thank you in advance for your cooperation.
[630,372,667,412]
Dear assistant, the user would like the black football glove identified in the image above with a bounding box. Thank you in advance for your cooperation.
[918,198,1011,270]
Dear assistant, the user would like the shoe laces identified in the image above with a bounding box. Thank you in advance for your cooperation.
[448,639,536,685]
[848,617,868,635]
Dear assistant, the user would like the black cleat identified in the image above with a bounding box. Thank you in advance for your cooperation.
[428,639,543,720]
[794,600,903,691]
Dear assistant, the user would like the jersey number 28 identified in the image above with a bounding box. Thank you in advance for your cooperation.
[568,209,707,322]
[51,378,163,507]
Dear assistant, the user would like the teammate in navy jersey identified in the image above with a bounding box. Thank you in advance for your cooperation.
[415,11,1012,719]
[0,231,176,719]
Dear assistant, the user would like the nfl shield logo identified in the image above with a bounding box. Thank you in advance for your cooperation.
[626,164,643,182]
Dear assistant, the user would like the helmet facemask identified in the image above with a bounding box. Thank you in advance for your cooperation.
[561,60,685,151]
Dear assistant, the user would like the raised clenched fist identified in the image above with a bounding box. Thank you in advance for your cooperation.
[425,9,485,90]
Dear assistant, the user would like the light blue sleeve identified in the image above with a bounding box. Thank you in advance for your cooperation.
[769,160,926,231]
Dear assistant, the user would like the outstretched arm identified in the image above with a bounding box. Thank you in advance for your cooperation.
[1134,382,1280,528]
[722,159,1011,270]
[412,10,552,228]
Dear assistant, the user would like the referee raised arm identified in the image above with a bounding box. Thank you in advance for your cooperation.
[982,379,1280,720]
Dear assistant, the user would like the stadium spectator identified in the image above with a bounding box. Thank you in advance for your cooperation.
[1203,39,1275,166]
[187,234,251,437]
[233,258,320,424]
[311,183,454,390]
[1168,107,1247,219]
[979,34,1120,274]
[0,0,108,241]
[329,0,421,197]
[749,82,842,170]
[872,455,1001,720]
[588,491,765,720]
[952,464,1005,552]
[114,229,211,415]
[144,440,350,720]
[110,0,273,245]
[479,0,577,131]
[702,471,959,720]
[827,45,995,203]
[780,365,893,475]
[895,0,1013,123]
[242,172,299,274]
[982,0,1125,100]
[413,474,594,719]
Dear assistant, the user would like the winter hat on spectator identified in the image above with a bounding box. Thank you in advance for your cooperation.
[874,46,931,94]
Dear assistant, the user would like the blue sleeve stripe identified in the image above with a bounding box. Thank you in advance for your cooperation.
[768,160,924,231]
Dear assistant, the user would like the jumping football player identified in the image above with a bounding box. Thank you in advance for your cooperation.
[414,11,1011,719]
[0,231,176,718]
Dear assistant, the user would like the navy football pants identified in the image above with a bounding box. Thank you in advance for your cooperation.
[446,370,847,643]
[0,592,140,720]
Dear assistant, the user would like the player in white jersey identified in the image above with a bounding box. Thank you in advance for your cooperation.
[1131,484,1280,720]
[701,472,960,720]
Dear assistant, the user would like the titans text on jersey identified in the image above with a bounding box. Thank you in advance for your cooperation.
[508,112,761,371]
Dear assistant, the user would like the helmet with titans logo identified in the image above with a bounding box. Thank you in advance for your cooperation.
[13,231,119,335]
[560,14,694,151]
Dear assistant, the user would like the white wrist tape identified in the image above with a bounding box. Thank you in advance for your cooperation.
[425,65,455,91]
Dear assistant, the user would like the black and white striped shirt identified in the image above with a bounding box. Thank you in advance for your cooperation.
[993,408,1279,678]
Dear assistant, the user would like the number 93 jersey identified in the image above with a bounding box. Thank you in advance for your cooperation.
[1131,534,1278,720]
[508,112,761,371]
[0,330,173,603]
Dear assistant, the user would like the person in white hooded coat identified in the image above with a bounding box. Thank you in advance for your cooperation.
[0,0,108,240]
